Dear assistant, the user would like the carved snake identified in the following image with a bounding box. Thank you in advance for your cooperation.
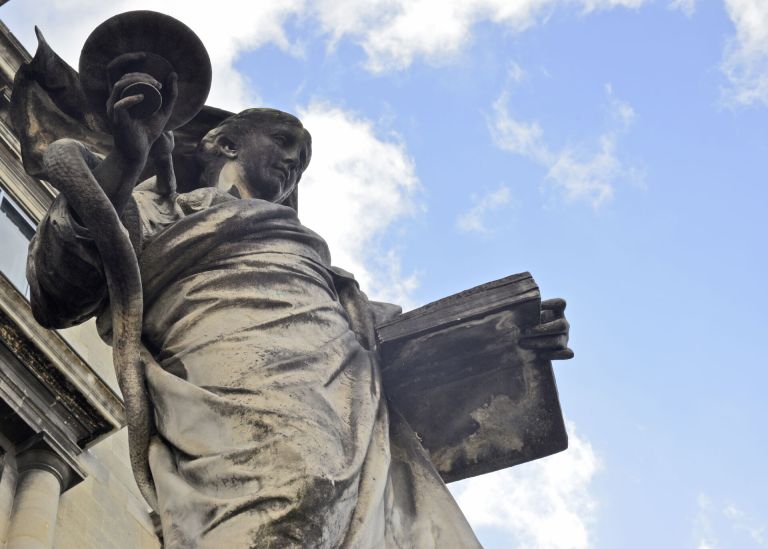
[43,138,159,509]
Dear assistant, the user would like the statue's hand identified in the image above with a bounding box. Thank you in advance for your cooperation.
[106,57,178,164]
[519,298,574,360]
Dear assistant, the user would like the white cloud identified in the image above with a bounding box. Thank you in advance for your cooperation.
[4,0,655,81]
[452,421,600,549]
[491,85,636,208]
[5,0,650,77]
[668,0,696,17]
[722,0,768,107]
[311,0,650,73]
[0,0,666,132]
[456,185,512,233]
[297,103,421,306]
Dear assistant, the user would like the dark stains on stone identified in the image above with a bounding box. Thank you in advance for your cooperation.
[0,308,112,446]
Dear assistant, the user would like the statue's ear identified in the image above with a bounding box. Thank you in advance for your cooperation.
[217,136,238,159]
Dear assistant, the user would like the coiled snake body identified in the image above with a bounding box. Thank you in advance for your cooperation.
[43,138,159,509]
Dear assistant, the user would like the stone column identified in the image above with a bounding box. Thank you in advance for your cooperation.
[0,456,19,544]
[5,449,71,549]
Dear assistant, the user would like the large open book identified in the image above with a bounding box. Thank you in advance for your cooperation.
[376,272,568,482]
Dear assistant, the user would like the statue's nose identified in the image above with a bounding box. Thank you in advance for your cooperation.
[282,150,299,168]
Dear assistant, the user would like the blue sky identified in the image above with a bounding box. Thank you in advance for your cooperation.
[2,1,767,547]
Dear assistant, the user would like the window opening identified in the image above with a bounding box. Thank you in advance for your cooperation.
[0,189,36,297]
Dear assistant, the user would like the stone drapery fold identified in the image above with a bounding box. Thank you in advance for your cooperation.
[27,183,480,548]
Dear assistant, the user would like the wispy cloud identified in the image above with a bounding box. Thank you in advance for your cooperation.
[668,0,696,17]
[721,0,768,107]
[456,185,512,233]
[507,61,527,83]
[545,137,622,206]
[695,493,767,548]
[490,84,637,208]
[297,103,421,306]
[696,494,721,549]
[452,421,600,549]
[606,83,637,128]
[723,504,767,545]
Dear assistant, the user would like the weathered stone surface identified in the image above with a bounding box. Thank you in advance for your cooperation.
[378,273,568,482]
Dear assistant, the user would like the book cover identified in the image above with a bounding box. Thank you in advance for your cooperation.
[376,272,568,482]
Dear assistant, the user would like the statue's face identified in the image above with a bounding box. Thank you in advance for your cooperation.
[198,121,309,202]
[238,123,309,201]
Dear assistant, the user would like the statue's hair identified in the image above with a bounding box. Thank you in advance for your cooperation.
[217,108,312,174]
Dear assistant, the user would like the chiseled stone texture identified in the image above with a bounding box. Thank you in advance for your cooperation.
[54,429,159,549]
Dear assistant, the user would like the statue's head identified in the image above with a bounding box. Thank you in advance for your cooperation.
[196,108,312,204]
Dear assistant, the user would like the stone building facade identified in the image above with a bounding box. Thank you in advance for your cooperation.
[0,19,160,549]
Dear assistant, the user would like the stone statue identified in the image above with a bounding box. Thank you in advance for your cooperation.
[11,11,573,548]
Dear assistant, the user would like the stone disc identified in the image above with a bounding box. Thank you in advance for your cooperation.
[79,10,212,131]
[120,82,163,119]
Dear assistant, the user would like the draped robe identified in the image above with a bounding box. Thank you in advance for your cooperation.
[28,181,481,548]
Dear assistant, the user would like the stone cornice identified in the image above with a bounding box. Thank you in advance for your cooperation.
[0,273,125,449]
